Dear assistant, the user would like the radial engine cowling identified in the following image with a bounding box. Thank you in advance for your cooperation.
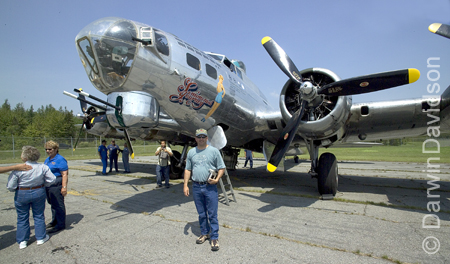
[279,68,352,142]
[107,91,160,128]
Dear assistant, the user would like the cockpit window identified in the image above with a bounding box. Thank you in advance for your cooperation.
[155,31,169,56]
[235,68,242,79]
[77,37,99,74]
[208,54,225,62]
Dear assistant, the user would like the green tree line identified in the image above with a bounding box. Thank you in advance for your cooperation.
[0,99,81,138]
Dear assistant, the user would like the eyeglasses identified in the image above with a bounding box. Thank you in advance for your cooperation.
[45,149,53,151]
[196,135,207,138]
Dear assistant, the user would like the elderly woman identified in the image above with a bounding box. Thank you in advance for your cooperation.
[44,141,69,234]
[7,146,56,249]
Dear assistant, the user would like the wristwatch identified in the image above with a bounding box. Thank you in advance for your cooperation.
[62,186,67,189]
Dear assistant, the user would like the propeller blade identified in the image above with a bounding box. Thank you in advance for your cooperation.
[79,94,88,113]
[317,69,420,96]
[262,36,302,84]
[429,23,450,39]
[267,100,307,172]
[73,124,85,151]
[123,129,135,159]
[90,114,107,124]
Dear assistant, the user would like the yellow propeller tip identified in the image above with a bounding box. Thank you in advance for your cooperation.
[261,36,272,45]
[267,163,277,172]
[428,23,441,34]
[408,68,420,83]
[131,153,135,159]
[73,149,75,151]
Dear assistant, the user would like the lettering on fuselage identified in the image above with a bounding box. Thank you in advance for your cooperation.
[169,78,214,110]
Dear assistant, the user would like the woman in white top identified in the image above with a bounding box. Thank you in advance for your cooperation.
[7,146,56,249]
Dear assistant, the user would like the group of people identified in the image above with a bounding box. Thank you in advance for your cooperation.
[2,130,236,252]
[98,140,131,175]
[3,141,69,249]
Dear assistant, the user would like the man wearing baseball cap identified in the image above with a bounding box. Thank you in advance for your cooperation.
[183,128,226,251]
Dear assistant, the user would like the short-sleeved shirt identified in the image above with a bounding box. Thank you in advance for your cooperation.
[185,146,226,182]
[156,146,172,166]
[7,161,56,191]
[98,145,108,159]
[108,144,121,157]
[44,153,68,177]
[122,147,129,161]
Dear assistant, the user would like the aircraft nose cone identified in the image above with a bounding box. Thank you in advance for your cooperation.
[75,18,138,91]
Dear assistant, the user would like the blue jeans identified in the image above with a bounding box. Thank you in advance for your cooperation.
[244,156,253,168]
[14,187,47,243]
[192,182,219,240]
[156,165,170,186]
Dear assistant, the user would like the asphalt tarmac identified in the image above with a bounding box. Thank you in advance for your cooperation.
[0,157,449,264]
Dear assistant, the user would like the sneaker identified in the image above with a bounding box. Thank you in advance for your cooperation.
[196,234,210,244]
[37,235,50,245]
[19,241,27,249]
[211,239,219,251]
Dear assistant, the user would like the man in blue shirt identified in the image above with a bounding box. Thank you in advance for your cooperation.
[183,128,226,251]
[98,140,108,175]
[107,140,121,173]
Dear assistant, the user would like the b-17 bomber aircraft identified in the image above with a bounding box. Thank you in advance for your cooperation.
[65,17,450,196]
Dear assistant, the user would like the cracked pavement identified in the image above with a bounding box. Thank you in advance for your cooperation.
[0,157,449,263]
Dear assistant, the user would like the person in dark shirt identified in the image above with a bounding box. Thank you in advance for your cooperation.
[107,140,121,172]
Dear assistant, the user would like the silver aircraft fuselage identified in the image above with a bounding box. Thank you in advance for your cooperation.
[74,17,449,151]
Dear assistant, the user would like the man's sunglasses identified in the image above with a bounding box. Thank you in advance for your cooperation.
[196,135,207,138]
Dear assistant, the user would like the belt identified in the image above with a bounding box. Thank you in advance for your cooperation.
[18,184,44,190]
[192,180,208,185]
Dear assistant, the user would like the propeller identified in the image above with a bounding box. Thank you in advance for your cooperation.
[72,93,106,151]
[429,23,450,39]
[73,88,135,159]
[262,36,420,172]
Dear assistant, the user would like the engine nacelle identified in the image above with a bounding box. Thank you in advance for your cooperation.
[106,91,160,128]
[279,68,352,142]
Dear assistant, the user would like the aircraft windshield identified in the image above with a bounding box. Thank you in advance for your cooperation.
[208,54,225,62]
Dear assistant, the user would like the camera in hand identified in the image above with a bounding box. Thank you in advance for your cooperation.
[208,169,218,180]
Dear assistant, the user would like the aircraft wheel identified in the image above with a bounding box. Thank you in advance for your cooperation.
[170,150,184,179]
[317,152,338,195]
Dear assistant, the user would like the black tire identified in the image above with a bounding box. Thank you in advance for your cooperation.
[170,150,184,179]
[317,152,338,195]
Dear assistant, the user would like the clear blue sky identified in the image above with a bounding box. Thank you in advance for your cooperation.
[1,0,450,114]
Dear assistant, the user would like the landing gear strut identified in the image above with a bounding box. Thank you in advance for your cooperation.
[170,144,189,179]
